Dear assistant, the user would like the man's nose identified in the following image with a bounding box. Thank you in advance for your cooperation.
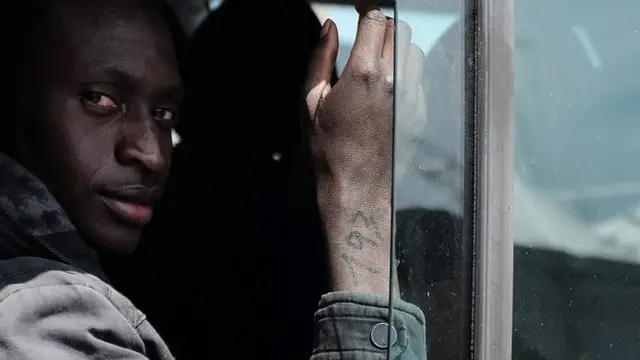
[115,116,169,174]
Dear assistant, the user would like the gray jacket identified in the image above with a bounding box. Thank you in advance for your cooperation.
[0,153,426,360]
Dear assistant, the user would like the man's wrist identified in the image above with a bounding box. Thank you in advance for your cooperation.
[316,183,393,295]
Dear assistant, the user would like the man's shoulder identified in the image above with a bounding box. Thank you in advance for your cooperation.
[0,256,174,359]
[0,256,108,299]
[0,256,145,327]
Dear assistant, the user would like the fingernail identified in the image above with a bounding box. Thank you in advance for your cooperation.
[320,19,332,39]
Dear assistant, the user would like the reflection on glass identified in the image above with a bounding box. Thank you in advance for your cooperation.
[392,1,470,359]
[514,1,640,359]
[166,0,210,35]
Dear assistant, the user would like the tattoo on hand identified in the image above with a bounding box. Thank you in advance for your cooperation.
[341,253,381,286]
[339,211,386,286]
[351,211,382,241]
[346,231,379,250]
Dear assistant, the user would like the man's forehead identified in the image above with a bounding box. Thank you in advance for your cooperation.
[43,0,165,43]
[74,33,180,87]
[32,0,180,86]
[53,0,163,28]
[48,0,176,64]
[52,0,159,15]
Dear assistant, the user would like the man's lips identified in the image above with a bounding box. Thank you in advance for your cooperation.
[98,186,161,226]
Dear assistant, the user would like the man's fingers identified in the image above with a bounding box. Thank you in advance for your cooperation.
[305,20,339,95]
[350,5,387,61]
[383,20,412,75]
[304,20,339,120]
[381,19,394,66]
[355,0,378,16]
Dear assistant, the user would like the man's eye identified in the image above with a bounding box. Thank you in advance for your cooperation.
[82,92,118,109]
[152,108,175,123]
[80,92,121,116]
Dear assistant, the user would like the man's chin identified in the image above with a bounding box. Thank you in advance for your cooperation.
[85,222,143,256]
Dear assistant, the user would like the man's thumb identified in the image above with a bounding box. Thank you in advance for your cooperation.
[304,19,338,120]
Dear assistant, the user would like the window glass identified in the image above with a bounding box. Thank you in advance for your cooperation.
[166,0,211,36]
[391,1,470,359]
[513,1,640,359]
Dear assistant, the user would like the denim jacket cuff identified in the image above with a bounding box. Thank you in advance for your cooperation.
[311,291,427,360]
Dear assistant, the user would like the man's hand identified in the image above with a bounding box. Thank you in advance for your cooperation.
[303,2,424,294]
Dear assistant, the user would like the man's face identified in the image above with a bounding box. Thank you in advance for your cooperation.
[17,1,182,254]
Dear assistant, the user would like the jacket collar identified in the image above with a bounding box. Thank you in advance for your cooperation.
[0,153,108,281]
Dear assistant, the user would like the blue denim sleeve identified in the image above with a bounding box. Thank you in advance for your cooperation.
[311,291,427,360]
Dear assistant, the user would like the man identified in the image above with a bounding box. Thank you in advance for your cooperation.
[1,0,426,359]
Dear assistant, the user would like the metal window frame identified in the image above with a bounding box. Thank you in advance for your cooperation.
[470,0,515,359]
